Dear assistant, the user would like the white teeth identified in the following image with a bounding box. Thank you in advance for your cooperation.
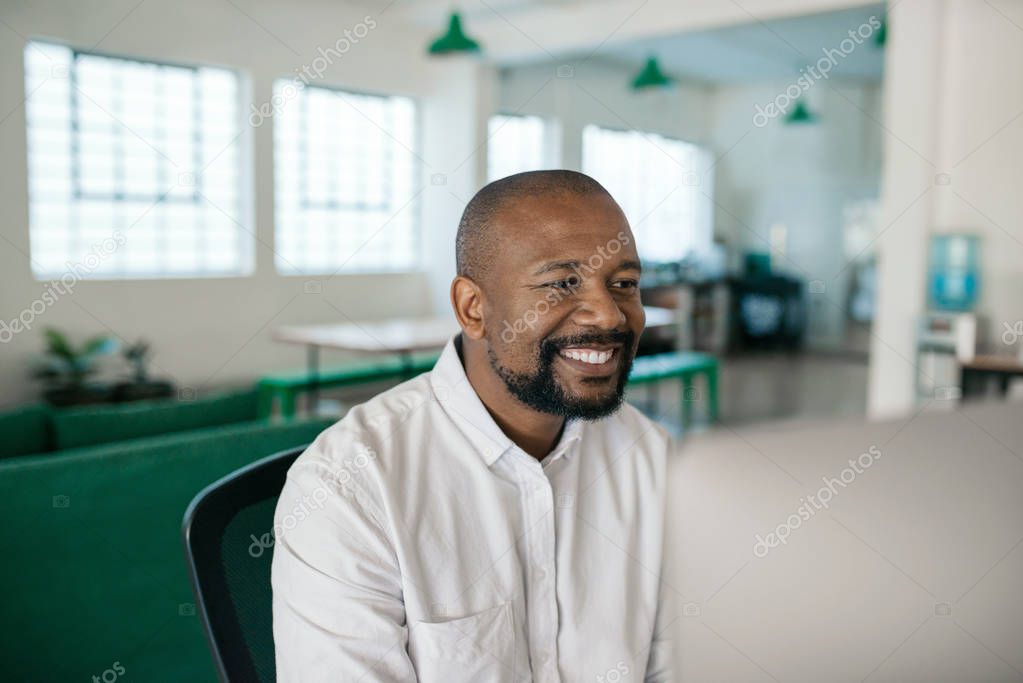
[560,348,614,364]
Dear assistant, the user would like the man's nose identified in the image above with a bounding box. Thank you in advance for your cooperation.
[572,285,628,330]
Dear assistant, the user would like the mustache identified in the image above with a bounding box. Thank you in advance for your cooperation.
[540,329,635,355]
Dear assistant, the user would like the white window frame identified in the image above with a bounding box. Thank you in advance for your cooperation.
[23,40,252,280]
[486,112,558,182]
[272,81,421,276]
[581,124,714,263]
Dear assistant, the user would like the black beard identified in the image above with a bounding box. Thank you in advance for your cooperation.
[488,330,636,421]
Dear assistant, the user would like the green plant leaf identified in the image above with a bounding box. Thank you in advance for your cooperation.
[82,335,117,358]
[44,328,75,360]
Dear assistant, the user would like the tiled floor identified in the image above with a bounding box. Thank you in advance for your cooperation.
[628,350,870,434]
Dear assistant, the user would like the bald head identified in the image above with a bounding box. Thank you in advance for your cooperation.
[455,170,616,282]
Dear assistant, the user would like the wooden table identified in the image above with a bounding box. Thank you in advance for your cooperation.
[273,306,678,409]
[960,354,1023,399]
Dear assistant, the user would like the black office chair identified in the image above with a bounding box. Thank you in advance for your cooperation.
[182,445,308,683]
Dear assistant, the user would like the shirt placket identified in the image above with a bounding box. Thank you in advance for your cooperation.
[520,455,560,683]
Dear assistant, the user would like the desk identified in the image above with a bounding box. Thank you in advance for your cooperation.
[960,355,1023,399]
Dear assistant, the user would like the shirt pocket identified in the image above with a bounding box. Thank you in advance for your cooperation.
[409,601,518,682]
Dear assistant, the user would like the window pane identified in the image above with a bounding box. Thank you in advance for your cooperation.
[273,82,419,274]
[24,41,247,279]
[487,114,547,182]
[581,125,713,263]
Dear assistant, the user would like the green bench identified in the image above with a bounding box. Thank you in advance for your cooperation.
[258,352,442,418]
[629,351,719,427]
[260,349,719,426]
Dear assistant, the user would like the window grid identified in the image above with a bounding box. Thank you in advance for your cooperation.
[582,125,713,263]
[24,41,247,279]
[67,55,204,205]
[274,82,419,275]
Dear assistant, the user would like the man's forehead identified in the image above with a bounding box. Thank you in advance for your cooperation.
[492,192,629,242]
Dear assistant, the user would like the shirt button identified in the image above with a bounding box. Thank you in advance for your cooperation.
[535,567,547,580]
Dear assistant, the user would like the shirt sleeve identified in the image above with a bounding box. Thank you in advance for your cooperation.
[271,448,415,682]
[644,435,676,683]
[643,574,676,682]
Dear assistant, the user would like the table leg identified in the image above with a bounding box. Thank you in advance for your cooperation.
[399,350,414,380]
[707,365,719,423]
[281,389,297,420]
[307,345,320,415]
[257,384,274,419]
[681,377,692,429]
[961,367,981,400]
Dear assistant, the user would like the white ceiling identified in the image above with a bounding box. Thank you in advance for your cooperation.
[577,4,886,83]
[353,0,886,75]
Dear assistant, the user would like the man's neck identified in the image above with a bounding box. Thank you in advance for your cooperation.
[458,335,565,460]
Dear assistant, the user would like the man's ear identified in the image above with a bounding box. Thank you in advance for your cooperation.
[450,275,486,341]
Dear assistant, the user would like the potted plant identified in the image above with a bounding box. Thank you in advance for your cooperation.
[113,340,174,402]
[34,328,118,406]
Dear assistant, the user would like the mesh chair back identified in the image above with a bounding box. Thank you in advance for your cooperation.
[182,446,307,682]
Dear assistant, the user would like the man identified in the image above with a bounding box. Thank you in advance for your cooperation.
[272,170,675,682]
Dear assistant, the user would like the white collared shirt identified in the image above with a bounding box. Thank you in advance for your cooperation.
[272,334,674,682]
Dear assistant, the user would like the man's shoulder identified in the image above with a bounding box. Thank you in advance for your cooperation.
[289,373,434,482]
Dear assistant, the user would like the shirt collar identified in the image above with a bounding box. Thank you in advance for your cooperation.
[429,334,584,467]
[429,334,513,466]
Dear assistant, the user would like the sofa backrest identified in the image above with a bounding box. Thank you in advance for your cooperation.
[0,403,52,459]
[0,416,335,682]
[51,388,261,451]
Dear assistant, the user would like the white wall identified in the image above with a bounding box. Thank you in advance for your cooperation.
[0,0,487,407]
[496,59,884,350]
[496,60,714,170]
[868,0,1023,418]
[707,82,883,349]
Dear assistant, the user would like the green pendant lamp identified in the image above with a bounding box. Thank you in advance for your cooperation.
[631,56,673,90]
[428,12,481,55]
[785,97,817,124]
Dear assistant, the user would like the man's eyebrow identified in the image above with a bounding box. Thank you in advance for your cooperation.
[532,260,580,276]
[615,259,643,274]
[531,258,644,276]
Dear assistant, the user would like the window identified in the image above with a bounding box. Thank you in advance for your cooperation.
[582,125,713,263]
[487,113,548,182]
[24,41,248,278]
[273,82,418,274]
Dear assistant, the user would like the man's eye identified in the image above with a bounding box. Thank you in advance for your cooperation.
[611,279,639,290]
[547,277,580,291]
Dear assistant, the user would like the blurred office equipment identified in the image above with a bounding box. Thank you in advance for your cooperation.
[916,235,984,400]
[641,250,806,355]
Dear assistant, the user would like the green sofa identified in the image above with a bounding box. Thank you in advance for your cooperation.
[0,388,263,459]
[0,405,334,680]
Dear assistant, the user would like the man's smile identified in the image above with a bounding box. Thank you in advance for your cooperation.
[556,344,621,377]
